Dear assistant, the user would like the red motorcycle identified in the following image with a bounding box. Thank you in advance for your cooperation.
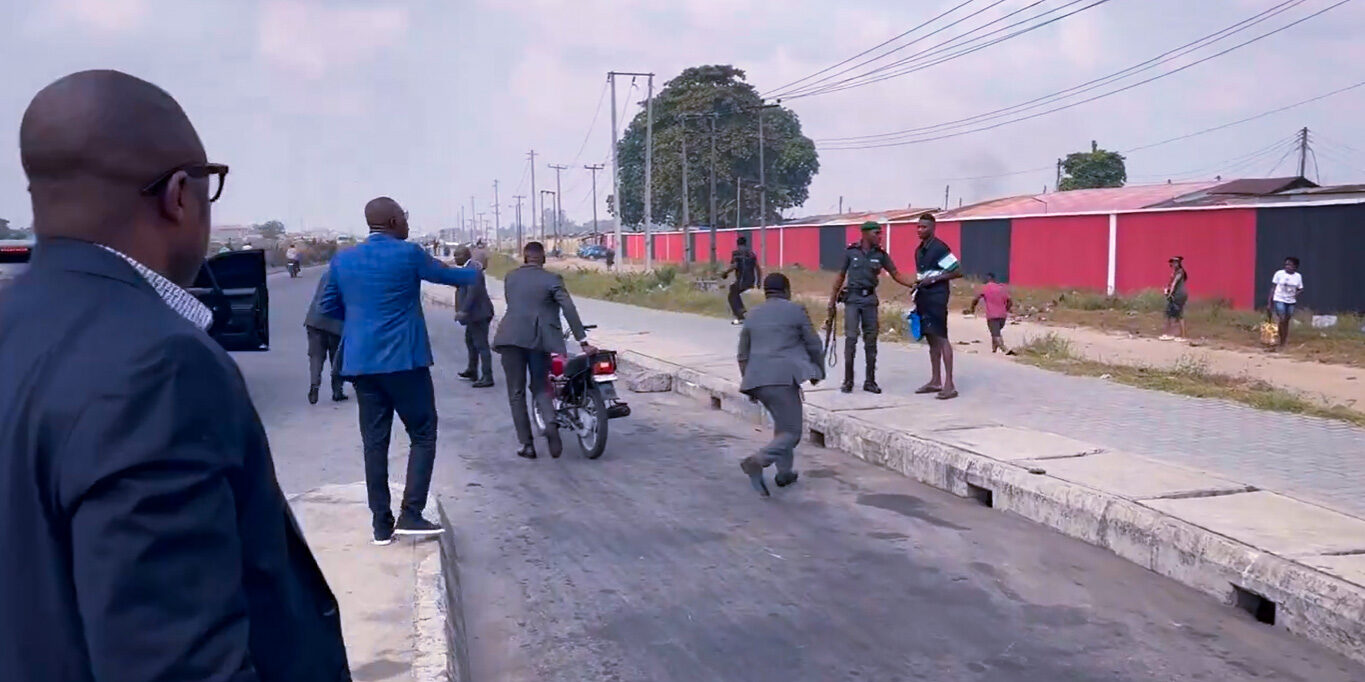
[531,325,631,459]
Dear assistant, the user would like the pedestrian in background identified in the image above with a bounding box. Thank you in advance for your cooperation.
[0,69,348,680]
[454,245,495,388]
[320,196,478,545]
[1268,256,1304,350]
[737,273,825,497]
[1161,256,1189,340]
[967,272,1014,355]
[828,221,918,394]
[473,239,490,269]
[722,235,761,324]
[304,265,348,404]
[494,241,592,460]
[912,214,963,399]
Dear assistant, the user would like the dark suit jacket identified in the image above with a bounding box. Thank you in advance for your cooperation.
[493,263,587,355]
[0,239,349,682]
[455,261,494,324]
[305,267,344,335]
[737,295,825,393]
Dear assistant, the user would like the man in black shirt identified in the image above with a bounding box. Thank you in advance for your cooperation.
[722,236,761,325]
[912,214,963,399]
[827,221,918,393]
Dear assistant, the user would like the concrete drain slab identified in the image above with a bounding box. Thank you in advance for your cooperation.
[1145,491,1365,559]
[931,425,1103,462]
[1018,450,1250,501]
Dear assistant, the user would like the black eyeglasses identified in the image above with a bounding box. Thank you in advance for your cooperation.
[140,162,230,203]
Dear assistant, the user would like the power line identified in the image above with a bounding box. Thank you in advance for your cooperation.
[820,0,1349,149]
[818,0,1306,143]
[1129,135,1300,182]
[762,0,977,99]
[570,80,610,167]
[1309,147,1322,182]
[1266,144,1299,175]
[787,0,1111,100]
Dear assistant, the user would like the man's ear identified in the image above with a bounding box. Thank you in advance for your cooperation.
[160,170,191,223]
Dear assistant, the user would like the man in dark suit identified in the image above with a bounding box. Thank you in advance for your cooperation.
[737,273,825,496]
[319,197,477,544]
[493,241,592,459]
[305,265,348,404]
[0,70,348,681]
[453,245,495,388]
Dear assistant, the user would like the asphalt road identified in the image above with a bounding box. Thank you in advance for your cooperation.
[237,267,1363,682]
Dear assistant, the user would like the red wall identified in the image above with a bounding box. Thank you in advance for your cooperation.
[782,226,821,269]
[1009,215,1109,290]
[1115,208,1256,308]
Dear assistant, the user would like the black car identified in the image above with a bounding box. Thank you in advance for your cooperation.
[188,249,270,352]
[1,242,267,352]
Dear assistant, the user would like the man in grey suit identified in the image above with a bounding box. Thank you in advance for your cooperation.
[737,273,825,496]
[493,241,592,459]
[304,263,347,404]
[453,245,495,388]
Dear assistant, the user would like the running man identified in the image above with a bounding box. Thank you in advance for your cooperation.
[967,272,1014,355]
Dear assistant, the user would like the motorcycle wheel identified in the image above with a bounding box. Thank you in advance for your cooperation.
[577,385,608,459]
[530,390,551,435]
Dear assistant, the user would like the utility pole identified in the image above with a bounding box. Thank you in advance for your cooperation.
[469,196,476,243]
[476,213,485,247]
[754,102,779,266]
[460,205,466,242]
[609,70,654,264]
[512,195,525,253]
[540,190,556,248]
[838,196,843,214]
[1055,158,1063,191]
[708,115,718,265]
[608,73,621,259]
[644,73,654,270]
[492,180,501,251]
[943,185,950,210]
[585,163,604,240]
[548,163,568,250]
[1297,126,1310,179]
[735,176,741,229]
[528,149,539,241]
[680,118,690,271]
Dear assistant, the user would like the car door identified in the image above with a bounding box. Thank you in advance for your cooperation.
[189,250,269,351]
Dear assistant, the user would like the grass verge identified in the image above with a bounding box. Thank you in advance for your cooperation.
[1014,333,1365,427]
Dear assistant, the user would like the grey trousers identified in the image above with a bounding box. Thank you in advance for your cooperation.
[306,327,344,396]
[499,347,556,446]
[844,301,879,370]
[463,319,493,380]
[751,383,803,474]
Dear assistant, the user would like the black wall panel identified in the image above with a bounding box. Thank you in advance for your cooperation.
[958,218,1012,282]
[1255,204,1365,313]
[819,226,846,271]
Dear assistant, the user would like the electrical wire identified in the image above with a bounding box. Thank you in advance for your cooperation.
[819,0,1352,150]
[1309,147,1322,182]
[1265,144,1298,175]
[788,0,1111,100]
[762,0,978,99]
[817,0,1306,142]
[771,0,1015,99]
[570,80,610,167]
[1129,135,1299,182]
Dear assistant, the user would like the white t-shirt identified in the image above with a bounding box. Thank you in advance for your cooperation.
[1271,269,1303,304]
[286,248,299,260]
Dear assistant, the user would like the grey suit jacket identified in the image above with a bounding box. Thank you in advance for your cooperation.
[455,261,494,324]
[303,268,343,335]
[737,296,825,393]
[493,264,587,355]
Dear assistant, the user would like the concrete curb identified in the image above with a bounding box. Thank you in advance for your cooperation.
[436,499,473,682]
[616,350,1365,666]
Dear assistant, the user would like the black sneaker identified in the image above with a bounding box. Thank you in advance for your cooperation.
[373,524,395,546]
[863,381,882,394]
[740,458,770,497]
[394,516,445,537]
[457,369,477,381]
[840,383,853,394]
[471,378,495,388]
[307,386,319,405]
[775,471,799,488]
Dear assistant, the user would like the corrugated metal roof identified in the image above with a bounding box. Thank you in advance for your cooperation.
[940,181,1220,219]
[783,207,937,226]
[1204,177,1316,195]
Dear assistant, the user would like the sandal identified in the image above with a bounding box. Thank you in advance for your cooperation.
[914,383,942,394]
[936,389,959,400]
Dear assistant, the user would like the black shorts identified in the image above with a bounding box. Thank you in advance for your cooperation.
[987,318,1006,337]
[917,301,949,339]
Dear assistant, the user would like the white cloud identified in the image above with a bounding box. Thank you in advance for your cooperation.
[257,1,409,79]
[39,0,150,33]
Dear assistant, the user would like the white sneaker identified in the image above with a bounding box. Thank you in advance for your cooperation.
[1158,335,1174,341]
[731,319,743,326]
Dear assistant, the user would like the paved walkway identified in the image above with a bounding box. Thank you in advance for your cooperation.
[443,278,1365,520]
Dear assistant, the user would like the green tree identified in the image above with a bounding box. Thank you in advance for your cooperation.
[612,65,819,228]
[254,220,286,239]
[0,218,33,240]
[1058,141,1126,191]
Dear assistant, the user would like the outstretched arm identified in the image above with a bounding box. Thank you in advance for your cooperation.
[418,251,477,286]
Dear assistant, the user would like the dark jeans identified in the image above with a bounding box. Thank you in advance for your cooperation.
[306,327,344,396]
[464,319,493,380]
[728,282,751,320]
[500,347,556,446]
[351,367,438,529]
[751,383,803,474]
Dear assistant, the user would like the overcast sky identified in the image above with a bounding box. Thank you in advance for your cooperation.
[3,0,1363,235]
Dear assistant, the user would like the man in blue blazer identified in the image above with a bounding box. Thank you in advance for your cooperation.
[320,197,477,545]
